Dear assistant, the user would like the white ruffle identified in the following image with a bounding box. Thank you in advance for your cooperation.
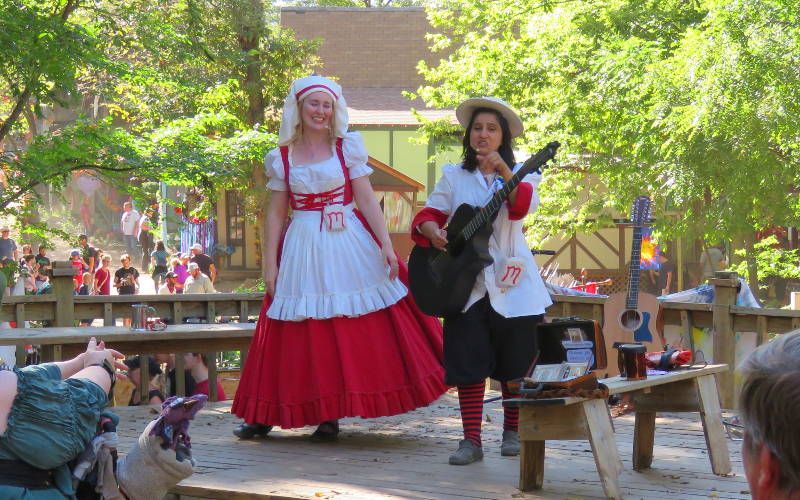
[264,132,372,192]
[267,206,407,321]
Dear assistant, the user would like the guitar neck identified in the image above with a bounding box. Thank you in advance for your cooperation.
[461,169,527,240]
[626,226,642,309]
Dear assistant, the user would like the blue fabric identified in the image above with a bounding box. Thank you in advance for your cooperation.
[0,363,108,499]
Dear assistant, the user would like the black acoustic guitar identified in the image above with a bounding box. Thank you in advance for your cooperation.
[408,141,560,317]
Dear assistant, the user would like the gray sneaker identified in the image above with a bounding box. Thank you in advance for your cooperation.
[449,439,484,465]
[500,430,520,456]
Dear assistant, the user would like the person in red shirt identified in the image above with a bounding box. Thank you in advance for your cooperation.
[183,353,227,400]
[94,255,112,295]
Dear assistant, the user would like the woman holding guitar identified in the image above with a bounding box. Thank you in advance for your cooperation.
[411,97,552,465]
[232,76,446,442]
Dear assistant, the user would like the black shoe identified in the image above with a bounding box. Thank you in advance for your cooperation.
[310,420,339,442]
[233,423,272,439]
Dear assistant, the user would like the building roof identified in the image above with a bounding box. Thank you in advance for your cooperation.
[346,88,455,127]
[367,155,425,192]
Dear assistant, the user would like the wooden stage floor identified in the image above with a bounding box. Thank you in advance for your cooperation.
[112,390,749,500]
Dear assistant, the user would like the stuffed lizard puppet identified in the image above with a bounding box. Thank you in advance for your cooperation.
[73,394,207,500]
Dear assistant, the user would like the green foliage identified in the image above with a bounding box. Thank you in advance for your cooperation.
[729,236,800,283]
[416,0,800,286]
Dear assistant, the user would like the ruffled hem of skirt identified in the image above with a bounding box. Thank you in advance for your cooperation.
[267,278,408,321]
[231,369,446,429]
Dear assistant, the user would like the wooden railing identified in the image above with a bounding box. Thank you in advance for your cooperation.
[3,264,800,408]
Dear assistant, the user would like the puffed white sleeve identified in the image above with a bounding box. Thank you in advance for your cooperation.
[342,131,373,179]
[264,148,287,191]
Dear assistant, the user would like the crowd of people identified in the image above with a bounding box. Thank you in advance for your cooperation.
[0,228,217,298]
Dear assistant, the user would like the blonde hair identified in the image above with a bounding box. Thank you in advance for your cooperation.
[290,94,338,145]
[82,272,92,283]
[120,253,131,263]
[102,255,111,262]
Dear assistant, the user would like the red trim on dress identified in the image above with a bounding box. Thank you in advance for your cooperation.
[410,207,449,247]
[295,84,339,101]
[279,137,352,212]
[507,182,533,220]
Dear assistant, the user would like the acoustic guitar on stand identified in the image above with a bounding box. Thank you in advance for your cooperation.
[602,196,663,377]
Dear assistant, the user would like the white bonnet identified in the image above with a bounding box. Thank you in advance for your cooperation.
[277,75,349,146]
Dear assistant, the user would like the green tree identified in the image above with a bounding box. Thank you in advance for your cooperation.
[415,0,800,292]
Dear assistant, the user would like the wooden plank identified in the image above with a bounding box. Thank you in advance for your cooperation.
[583,398,622,500]
[681,310,692,350]
[694,374,732,475]
[757,315,769,346]
[631,380,699,412]
[238,300,249,322]
[517,404,587,441]
[0,323,256,344]
[632,411,656,470]
[602,365,728,395]
[175,353,186,397]
[710,273,738,409]
[518,440,545,491]
[52,262,75,327]
[207,352,218,402]
[206,301,216,323]
[173,302,184,324]
[15,304,24,327]
[141,354,151,405]
[104,303,113,326]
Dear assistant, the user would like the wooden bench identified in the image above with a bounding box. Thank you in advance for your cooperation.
[504,364,731,499]
[0,324,256,403]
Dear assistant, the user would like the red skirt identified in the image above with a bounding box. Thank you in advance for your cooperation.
[232,265,447,429]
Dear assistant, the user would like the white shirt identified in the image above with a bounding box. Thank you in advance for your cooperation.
[425,162,553,318]
[158,283,176,295]
[121,210,140,236]
[184,273,216,294]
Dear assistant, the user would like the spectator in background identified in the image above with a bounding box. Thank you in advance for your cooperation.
[183,262,216,294]
[150,240,169,288]
[20,255,37,294]
[69,250,85,292]
[21,244,32,256]
[700,243,726,281]
[94,255,112,297]
[657,252,676,295]
[114,254,139,324]
[78,272,94,326]
[78,234,98,273]
[183,353,226,400]
[172,254,190,293]
[138,210,154,271]
[158,271,178,295]
[34,244,50,290]
[739,331,800,500]
[123,356,165,406]
[189,243,216,283]
[120,201,140,256]
[0,227,17,261]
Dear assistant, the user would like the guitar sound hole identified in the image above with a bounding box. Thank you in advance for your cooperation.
[620,310,642,331]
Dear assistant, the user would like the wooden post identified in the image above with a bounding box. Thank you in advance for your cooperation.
[51,261,76,327]
[175,353,186,397]
[710,270,738,409]
[206,352,218,402]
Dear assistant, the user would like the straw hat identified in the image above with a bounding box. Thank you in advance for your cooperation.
[455,97,524,138]
[277,75,349,146]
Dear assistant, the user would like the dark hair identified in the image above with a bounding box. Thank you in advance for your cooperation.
[461,107,516,173]
[124,355,163,375]
[78,234,88,241]
[156,241,165,251]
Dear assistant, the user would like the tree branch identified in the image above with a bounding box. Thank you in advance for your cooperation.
[0,163,138,211]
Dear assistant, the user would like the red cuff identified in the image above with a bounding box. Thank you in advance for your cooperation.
[411,207,448,247]
[507,182,533,220]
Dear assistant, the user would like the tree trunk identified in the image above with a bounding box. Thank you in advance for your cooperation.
[233,0,270,280]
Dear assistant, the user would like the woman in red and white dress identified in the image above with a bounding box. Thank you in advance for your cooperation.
[232,76,446,440]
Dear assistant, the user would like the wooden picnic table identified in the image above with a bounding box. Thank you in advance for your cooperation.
[504,364,731,500]
[0,323,256,403]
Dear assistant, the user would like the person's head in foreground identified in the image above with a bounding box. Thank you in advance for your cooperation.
[739,330,800,500]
